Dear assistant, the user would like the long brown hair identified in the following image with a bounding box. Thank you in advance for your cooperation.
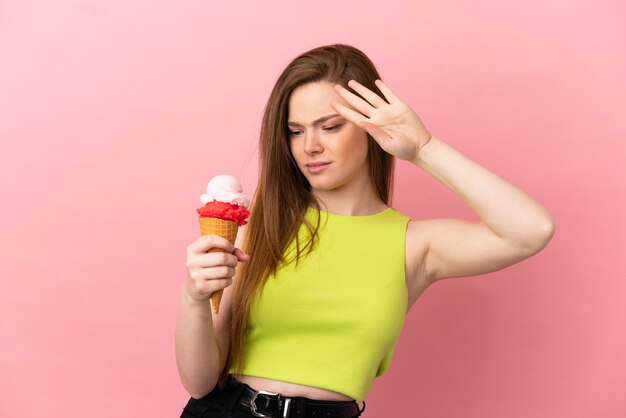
[216,43,396,389]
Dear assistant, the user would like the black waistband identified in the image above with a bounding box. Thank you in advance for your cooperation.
[231,377,366,418]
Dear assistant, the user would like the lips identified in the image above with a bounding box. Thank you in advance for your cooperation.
[306,161,331,174]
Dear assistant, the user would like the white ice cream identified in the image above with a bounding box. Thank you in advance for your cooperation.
[200,174,250,207]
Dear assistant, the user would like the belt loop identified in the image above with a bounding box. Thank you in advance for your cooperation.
[356,400,366,416]
[290,397,304,418]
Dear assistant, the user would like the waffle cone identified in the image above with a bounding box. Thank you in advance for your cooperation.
[198,217,239,315]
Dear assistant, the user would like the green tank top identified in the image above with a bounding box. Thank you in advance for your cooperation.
[229,205,410,403]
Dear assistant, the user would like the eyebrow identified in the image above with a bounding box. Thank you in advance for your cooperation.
[287,114,342,127]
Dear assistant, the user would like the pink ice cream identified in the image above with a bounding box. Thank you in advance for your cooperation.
[196,174,250,226]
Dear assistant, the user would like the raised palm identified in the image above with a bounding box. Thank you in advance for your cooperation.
[331,79,432,162]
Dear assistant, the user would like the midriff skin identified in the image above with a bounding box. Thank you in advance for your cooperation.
[233,374,355,401]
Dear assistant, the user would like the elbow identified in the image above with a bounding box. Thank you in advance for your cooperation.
[539,216,556,247]
[189,390,211,400]
[179,372,218,400]
[185,382,216,400]
[523,217,556,254]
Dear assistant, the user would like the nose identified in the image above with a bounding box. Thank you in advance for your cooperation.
[304,130,323,155]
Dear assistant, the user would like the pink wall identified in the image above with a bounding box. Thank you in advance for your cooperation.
[1,1,624,417]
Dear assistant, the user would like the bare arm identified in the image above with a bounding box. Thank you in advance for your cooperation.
[330,78,554,284]
[175,228,248,398]
[175,289,221,398]
[413,136,555,282]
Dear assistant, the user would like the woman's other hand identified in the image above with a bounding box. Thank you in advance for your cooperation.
[331,79,432,162]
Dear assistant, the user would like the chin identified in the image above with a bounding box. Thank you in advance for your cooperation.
[308,178,346,192]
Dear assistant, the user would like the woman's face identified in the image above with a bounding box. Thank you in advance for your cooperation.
[287,81,370,193]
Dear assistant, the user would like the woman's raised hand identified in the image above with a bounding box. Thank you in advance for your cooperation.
[331,79,432,162]
[184,235,250,303]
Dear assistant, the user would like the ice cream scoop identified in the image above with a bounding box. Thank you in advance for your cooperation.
[200,174,250,207]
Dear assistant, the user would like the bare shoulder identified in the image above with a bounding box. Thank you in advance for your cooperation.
[212,222,248,373]
[404,218,435,310]
[404,217,486,285]
[403,217,471,310]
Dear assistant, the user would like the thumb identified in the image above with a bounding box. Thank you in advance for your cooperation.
[233,247,250,262]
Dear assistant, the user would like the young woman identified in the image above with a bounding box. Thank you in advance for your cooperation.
[176,44,555,418]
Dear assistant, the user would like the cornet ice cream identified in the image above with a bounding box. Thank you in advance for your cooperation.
[196,174,250,314]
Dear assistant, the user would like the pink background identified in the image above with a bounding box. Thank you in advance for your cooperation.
[1,1,624,417]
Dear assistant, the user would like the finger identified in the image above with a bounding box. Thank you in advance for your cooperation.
[201,265,237,281]
[189,264,236,282]
[330,100,368,126]
[233,247,251,262]
[198,251,239,268]
[190,234,235,254]
[374,79,400,104]
[199,278,233,295]
[334,84,375,117]
[347,79,388,108]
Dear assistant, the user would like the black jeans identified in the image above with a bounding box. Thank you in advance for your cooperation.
[180,376,365,417]
[180,380,250,417]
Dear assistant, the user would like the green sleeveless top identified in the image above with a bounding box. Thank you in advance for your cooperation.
[229,206,411,403]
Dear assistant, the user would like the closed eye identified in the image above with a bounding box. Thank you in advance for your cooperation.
[289,124,343,137]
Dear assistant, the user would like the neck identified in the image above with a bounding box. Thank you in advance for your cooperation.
[311,178,387,216]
